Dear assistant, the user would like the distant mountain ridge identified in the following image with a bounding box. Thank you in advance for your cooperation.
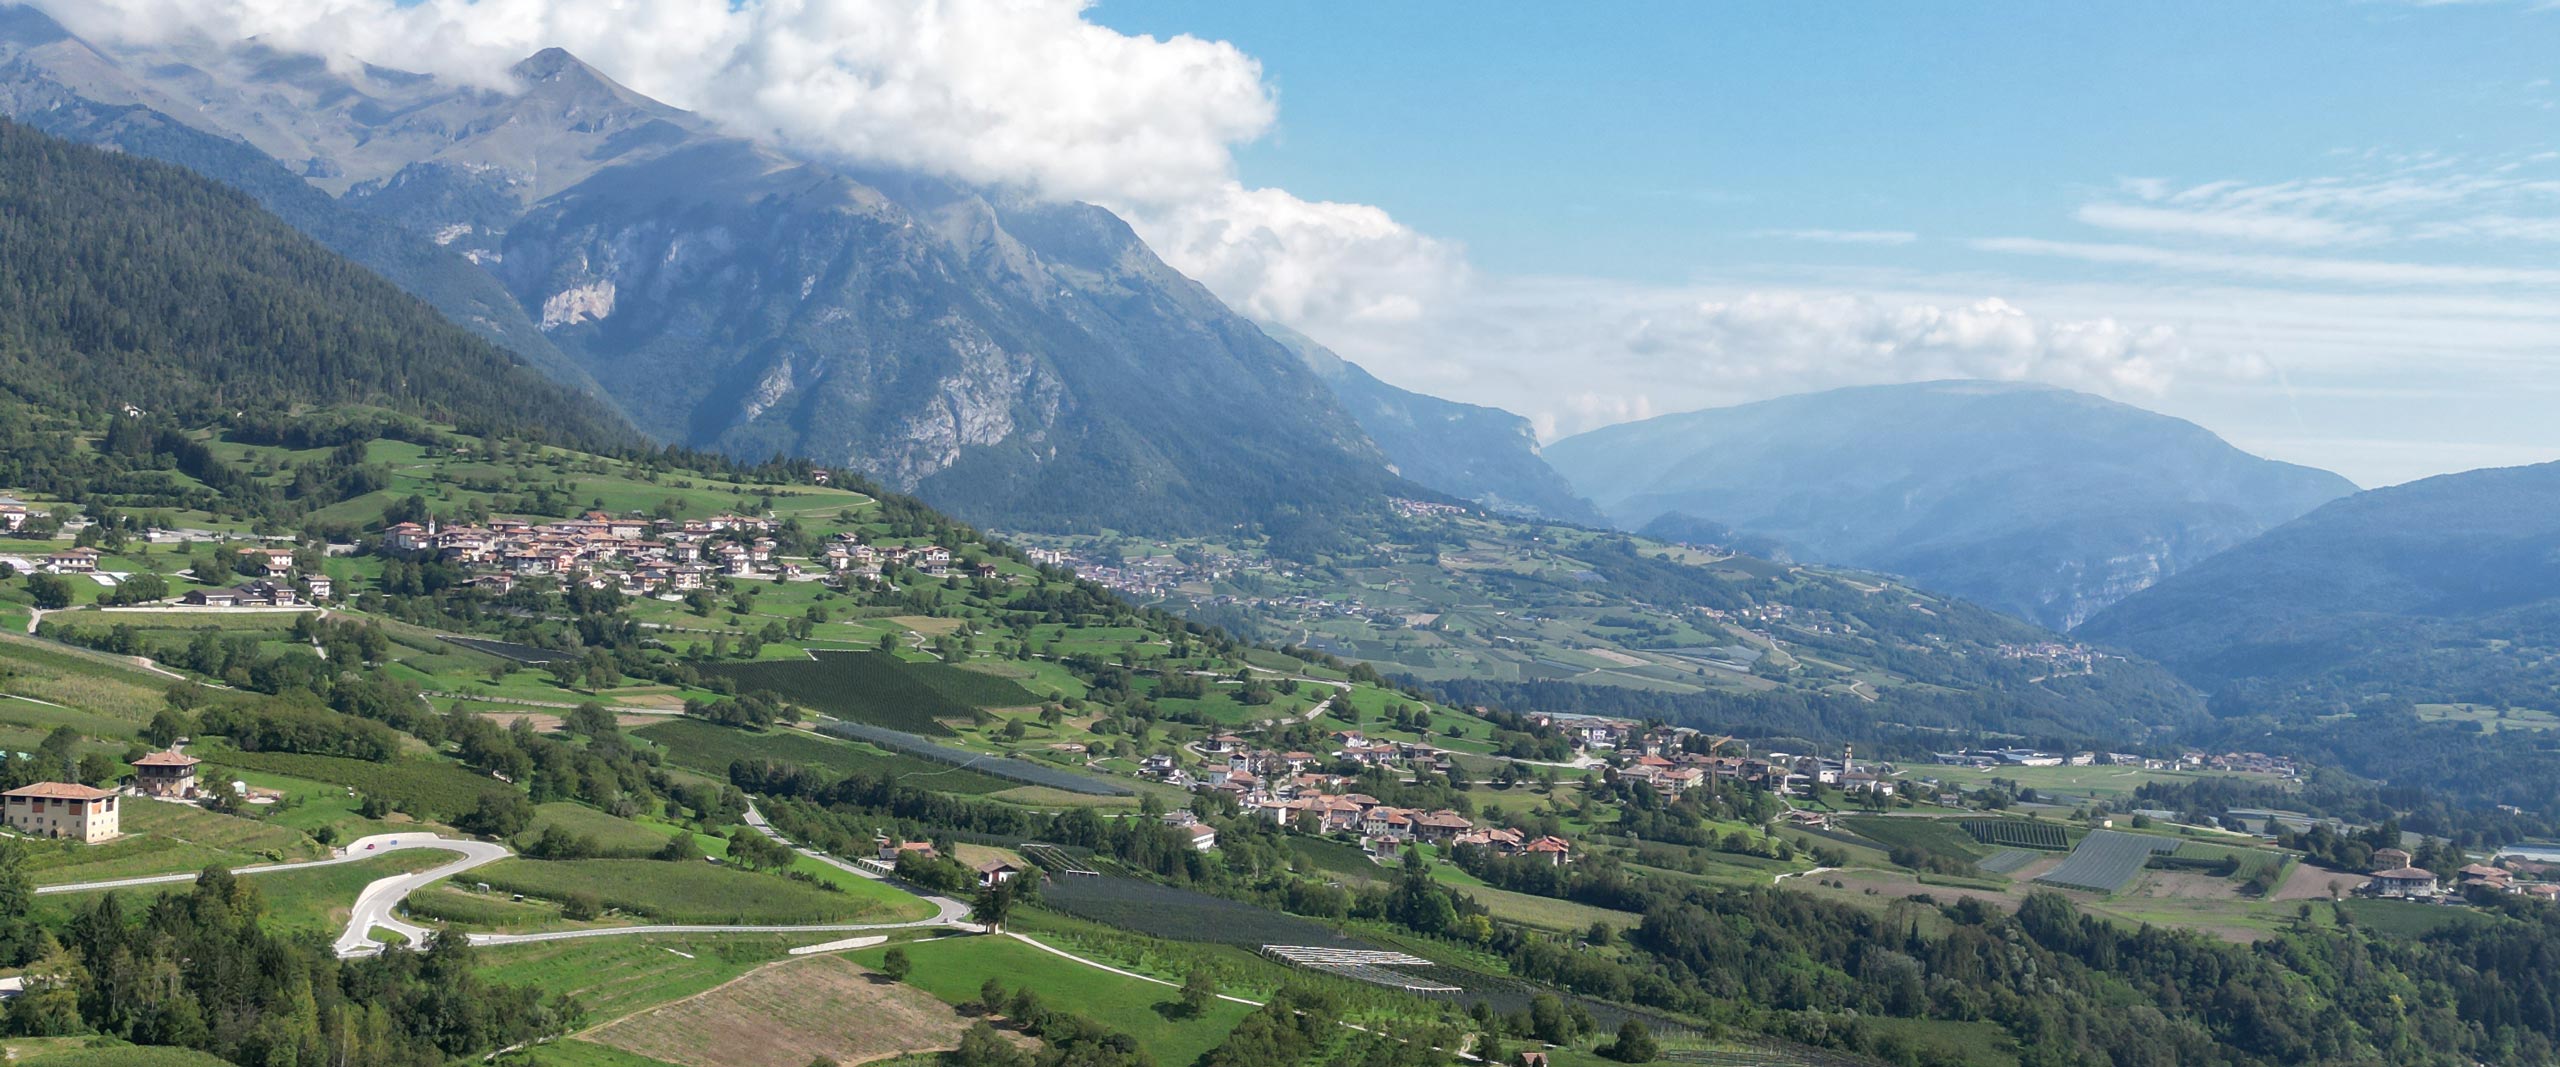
[2080,460,2560,812]
[0,11,1408,537]
[1542,380,2357,629]
[2079,460,2560,683]
[1262,324,1605,525]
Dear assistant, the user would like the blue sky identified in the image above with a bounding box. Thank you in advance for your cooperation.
[63,0,2560,486]
[1094,2,2556,280]
[1090,1,2560,485]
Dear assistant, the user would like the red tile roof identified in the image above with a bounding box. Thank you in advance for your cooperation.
[132,751,200,768]
[4,782,117,800]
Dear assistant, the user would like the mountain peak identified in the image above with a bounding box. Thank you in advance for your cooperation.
[505,45,688,126]
[509,46,624,94]
[511,46,587,78]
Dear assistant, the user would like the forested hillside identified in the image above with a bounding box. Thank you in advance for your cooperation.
[0,119,631,448]
[2082,460,2560,811]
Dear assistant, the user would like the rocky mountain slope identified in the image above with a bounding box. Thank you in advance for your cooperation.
[1262,323,1604,525]
[1542,380,2357,629]
[0,11,1405,536]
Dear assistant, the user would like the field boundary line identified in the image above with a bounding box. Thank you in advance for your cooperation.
[571,953,810,1039]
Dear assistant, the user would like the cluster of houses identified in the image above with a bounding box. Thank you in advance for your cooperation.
[1627,747,1895,799]
[377,513,976,596]
[2362,847,2560,902]
[24,537,336,608]
[1928,747,2296,780]
[0,750,202,844]
[1388,498,1469,519]
[1993,641,2106,672]
[869,837,1033,889]
[1171,731,1573,865]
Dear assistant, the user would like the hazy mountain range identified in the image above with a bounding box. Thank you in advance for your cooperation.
[1542,380,2358,629]
[2081,458,2560,689]
[1261,323,1604,525]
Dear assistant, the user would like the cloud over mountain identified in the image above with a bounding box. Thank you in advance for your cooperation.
[34,0,2233,455]
[33,0,1459,337]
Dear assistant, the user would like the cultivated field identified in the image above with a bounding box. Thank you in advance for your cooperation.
[515,803,681,857]
[821,722,1132,796]
[636,718,1016,794]
[1923,763,2289,800]
[855,934,1256,1067]
[1041,875,1367,947]
[471,858,931,925]
[586,953,991,1067]
[1960,819,2071,851]
[2035,831,2179,893]
[700,651,1033,734]
[199,746,515,822]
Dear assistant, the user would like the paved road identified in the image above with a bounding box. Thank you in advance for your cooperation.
[34,833,511,959]
[465,805,973,948]
[32,809,968,963]
[332,837,512,957]
[34,833,495,897]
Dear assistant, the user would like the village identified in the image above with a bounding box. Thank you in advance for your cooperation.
[1139,707,1921,870]
[10,507,976,609]
[377,511,973,595]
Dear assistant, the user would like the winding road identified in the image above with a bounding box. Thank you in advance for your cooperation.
[36,833,512,959]
[32,810,977,961]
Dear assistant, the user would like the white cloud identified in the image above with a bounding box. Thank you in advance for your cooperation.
[1314,282,2257,442]
[1756,228,1920,246]
[21,1,2328,472]
[1976,236,2560,288]
[2075,164,2560,252]
[31,0,1451,336]
[1132,184,1466,325]
[2073,202,2385,246]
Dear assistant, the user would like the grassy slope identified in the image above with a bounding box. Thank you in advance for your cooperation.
[854,934,1255,1067]
[472,858,931,925]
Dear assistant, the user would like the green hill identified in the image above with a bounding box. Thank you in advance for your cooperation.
[1017,506,2208,749]
[2081,460,2560,811]
[0,118,630,449]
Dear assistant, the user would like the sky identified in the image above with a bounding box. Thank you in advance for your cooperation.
[40,0,2560,486]
[1082,1,2560,487]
